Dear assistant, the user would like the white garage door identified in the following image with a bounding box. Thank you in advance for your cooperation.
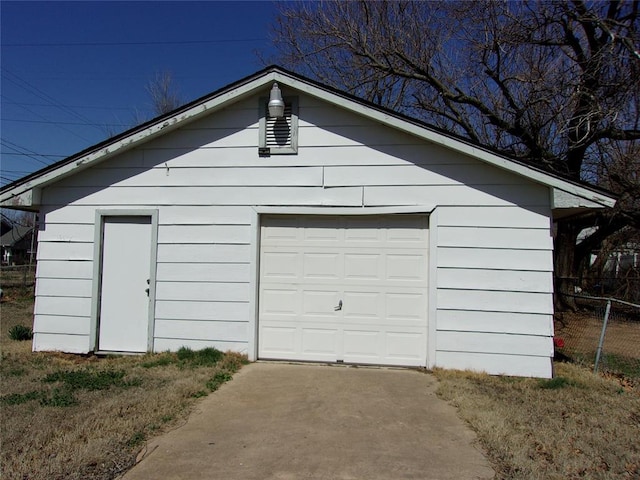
[259,215,429,366]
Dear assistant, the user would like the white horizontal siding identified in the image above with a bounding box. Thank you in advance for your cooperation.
[436,351,552,378]
[437,247,553,271]
[36,260,93,279]
[58,166,324,188]
[35,296,92,317]
[364,184,549,207]
[34,315,91,335]
[155,281,250,302]
[437,206,550,229]
[33,333,90,354]
[156,244,251,263]
[42,186,364,207]
[37,224,94,243]
[153,338,248,354]
[437,331,553,357]
[157,225,251,244]
[37,242,94,261]
[438,226,552,250]
[437,310,553,336]
[438,268,553,293]
[140,144,476,168]
[155,300,249,321]
[437,289,553,314]
[43,205,254,225]
[159,206,253,225]
[36,278,93,297]
[154,319,247,342]
[324,164,528,187]
[155,263,250,282]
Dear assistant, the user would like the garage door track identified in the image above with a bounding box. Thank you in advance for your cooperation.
[121,362,494,480]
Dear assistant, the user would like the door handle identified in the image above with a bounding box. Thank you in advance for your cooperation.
[145,279,150,297]
[334,300,343,311]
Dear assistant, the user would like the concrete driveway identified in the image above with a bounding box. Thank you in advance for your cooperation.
[121,363,494,480]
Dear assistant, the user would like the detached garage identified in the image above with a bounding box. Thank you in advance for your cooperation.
[0,66,615,378]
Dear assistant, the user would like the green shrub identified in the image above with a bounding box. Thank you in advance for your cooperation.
[8,325,33,341]
[176,347,223,367]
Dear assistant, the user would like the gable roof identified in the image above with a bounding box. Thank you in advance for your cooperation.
[0,65,616,210]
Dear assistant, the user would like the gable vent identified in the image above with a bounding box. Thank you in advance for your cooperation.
[259,96,298,155]
[266,104,292,148]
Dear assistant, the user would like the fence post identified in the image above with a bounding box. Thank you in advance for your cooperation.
[594,299,612,374]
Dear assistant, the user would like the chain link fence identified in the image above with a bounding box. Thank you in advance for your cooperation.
[555,294,640,381]
[0,264,36,289]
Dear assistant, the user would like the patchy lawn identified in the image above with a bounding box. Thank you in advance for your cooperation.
[0,287,247,480]
[3,288,639,479]
[435,363,640,479]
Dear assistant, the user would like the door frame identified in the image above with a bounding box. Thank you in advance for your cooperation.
[89,209,159,353]
[249,205,436,367]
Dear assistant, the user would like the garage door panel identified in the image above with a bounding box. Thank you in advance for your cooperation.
[386,292,427,320]
[262,252,299,279]
[343,330,382,359]
[260,214,428,366]
[387,254,427,282]
[302,328,339,356]
[386,331,425,362]
[261,288,299,315]
[303,253,341,279]
[344,253,383,280]
[260,326,297,354]
[342,291,382,319]
[302,290,341,316]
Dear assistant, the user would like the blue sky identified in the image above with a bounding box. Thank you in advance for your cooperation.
[1,1,283,186]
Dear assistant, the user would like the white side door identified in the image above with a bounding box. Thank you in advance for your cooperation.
[98,216,152,352]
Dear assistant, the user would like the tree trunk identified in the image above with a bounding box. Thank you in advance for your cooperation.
[554,221,579,311]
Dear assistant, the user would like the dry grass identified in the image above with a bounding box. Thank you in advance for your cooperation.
[434,363,640,479]
[0,287,247,480]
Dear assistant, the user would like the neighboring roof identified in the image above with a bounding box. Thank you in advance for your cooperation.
[0,65,616,210]
[0,225,33,247]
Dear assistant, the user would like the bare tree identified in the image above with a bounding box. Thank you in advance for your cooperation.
[271,0,640,309]
[146,70,183,116]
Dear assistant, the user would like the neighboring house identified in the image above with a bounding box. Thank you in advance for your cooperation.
[0,225,35,265]
[0,66,616,378]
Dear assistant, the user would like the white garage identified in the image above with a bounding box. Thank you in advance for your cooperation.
[259,214,429,366]
[0,66,617,377]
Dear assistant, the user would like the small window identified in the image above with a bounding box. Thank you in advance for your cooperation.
[259,97,298,155]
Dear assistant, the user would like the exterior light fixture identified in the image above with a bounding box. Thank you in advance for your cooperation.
[268,83,285,118]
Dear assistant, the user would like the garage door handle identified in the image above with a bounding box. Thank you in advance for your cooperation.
[334,300,342,311]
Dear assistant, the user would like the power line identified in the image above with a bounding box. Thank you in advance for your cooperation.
[1,139,54,166]
[3,118,129,127]
[0,90,94,143]
[2,69,97,127]
[1,98,136,111]
[1,153,66,159]
[3,38,267,47]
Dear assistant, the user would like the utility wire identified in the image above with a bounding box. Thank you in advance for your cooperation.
[2,98,136,111]
[1,140,54,166]
[3,38,267,47]
[0,92,94,143]
[2,69,97,127]
[4,118,129,127]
